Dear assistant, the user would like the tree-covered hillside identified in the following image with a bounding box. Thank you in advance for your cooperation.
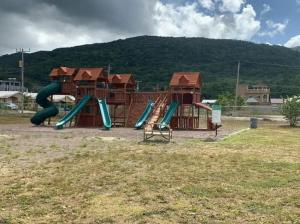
[293,46,300,52]
[1,36,300,97]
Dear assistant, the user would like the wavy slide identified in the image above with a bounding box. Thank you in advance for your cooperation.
[31,82,61,125]
[97,99,112,129]
[158,101,179,129]
[55,95,91,129]
[134,100,155,129]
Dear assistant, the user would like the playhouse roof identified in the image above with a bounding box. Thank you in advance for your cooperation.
[74,68,107,81]
[108,74,136,86]
[49,67,76,77]
[169,72,202,89]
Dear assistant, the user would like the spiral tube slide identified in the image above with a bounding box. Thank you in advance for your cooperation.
[30,82,61,125]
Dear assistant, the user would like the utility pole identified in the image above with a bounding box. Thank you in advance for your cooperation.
[107,64,111,76]
[136,81,142,92]
[234,61,240,108]
[16,48,30,114]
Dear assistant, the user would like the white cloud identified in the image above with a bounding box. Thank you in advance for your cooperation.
[198,0,215,10]
[220,0,245,13]
[154,2,260,40]
[258,20,288,37]
[284,35,300,48]
[297,0,300,5]
[260,4,271,17]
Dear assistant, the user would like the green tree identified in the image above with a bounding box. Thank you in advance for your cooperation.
[217,92,245,107]
[280,96,300,127]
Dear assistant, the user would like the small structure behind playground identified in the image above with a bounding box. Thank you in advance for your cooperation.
[30,67,215,139]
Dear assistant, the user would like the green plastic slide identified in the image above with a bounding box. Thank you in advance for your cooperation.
[158,101,179,129]
[97,99,112,129]
[55,95,91,129]
[31,82,61,125]
[134,100,155,129]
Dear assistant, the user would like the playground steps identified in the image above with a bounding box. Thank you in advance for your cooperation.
[145,94,168,131]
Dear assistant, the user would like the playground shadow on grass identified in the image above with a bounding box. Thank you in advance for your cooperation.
[278,125,300,129]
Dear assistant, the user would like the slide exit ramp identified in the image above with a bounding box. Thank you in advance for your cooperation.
[97,99,112,129]
[158,101,179,129]
[55,95,91,129]
[134,100,155,129]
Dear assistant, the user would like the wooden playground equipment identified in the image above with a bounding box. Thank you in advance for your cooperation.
[31,66,215,140]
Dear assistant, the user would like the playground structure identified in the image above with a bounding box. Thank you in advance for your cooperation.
[31,67,215,137]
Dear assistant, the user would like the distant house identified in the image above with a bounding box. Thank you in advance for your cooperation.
[245,97,259,105]
[23,92,75,110]
[238,84,270,105]
[270,98,284,110]
[0,79,27,91]
[0,91,22,104]
[25,92,75,104]
[270,98,284,105]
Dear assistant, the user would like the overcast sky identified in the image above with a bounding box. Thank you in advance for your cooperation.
[1,0,300,56]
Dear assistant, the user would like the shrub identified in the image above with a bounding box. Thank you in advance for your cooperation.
[280,96,300,127]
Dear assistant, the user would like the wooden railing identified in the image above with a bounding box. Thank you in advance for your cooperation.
[132,92,165,103]
[173,116,200,129]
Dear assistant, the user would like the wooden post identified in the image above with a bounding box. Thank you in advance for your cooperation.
[48,95,53,126]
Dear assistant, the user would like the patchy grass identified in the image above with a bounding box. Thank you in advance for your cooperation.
[0,123,299,223]
[0,115,30,124]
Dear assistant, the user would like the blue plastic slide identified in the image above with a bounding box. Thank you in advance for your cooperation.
[55,95,91,129]
[97,99,112,129]
[134,100,155,129]
[158,101,179,129]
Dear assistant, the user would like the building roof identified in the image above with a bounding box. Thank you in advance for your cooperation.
[51,95,75,103]
[49,67,77,77]
[108,74,136,86]
[169,72,202,88]
[270,98,284,104]
[0,91,22,98]
[202,99,217,104]
[74,68,107,81]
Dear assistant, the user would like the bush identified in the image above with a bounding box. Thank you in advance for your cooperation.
[217,92,245,107]
[280,96,300,127]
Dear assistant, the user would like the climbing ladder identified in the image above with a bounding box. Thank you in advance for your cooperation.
[144,94,168,131]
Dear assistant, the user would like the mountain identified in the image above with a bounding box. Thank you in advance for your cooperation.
[293,46,300,52]
[1,36,300,97]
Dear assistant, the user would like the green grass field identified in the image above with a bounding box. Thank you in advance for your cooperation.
[0,119,299,223]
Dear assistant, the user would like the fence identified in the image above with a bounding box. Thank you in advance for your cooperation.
[222,105,282,117]
[0,101,73,116]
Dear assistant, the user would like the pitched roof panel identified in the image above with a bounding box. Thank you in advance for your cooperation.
[74,68,106,81]
[49,67,76,77]
[108,74,136,85]
[170,72,201,88]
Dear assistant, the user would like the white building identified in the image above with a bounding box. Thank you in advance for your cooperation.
[0,91,22,104]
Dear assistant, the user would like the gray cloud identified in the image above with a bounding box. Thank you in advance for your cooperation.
[0,0,157,55]
[0,0,264,56]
